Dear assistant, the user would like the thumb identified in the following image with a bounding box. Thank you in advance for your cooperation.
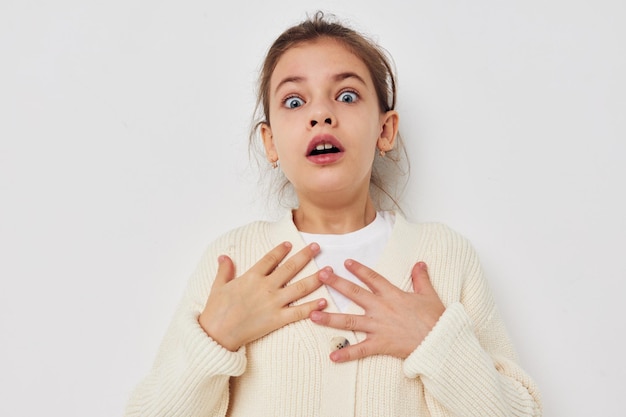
[213,255,235,288]
[411,262,433,294]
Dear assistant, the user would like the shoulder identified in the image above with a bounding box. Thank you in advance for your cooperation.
[184,214,293,296]
[391,214,492,311]
[200,211,298,260]
[216,219,274,241]
[389,213,483,285]
[188,219,277,290]
[204,219,275,255]
[392,213,475,256]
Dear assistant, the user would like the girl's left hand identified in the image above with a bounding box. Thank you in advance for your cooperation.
[310,260,445,362]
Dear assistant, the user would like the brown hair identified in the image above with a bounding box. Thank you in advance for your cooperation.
[250,11,409,210]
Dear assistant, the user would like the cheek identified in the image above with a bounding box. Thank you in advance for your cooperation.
[353,106,384,134]
[272,133,299,158]
[360,118,384,148]
[269,118,302,153]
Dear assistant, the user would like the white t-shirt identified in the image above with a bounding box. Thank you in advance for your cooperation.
[299,211,395,312]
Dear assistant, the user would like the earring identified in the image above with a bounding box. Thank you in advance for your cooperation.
[379,149,386,158]
[271,160,278,169]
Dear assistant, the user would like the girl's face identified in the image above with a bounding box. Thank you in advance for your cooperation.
[261,37,398,204]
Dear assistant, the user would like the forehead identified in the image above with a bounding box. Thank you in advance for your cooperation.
[270,38,373,89]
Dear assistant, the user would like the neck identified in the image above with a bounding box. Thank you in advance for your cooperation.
[292,191,378,234]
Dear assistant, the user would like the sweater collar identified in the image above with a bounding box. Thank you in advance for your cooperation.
[267,209,421,292]
[267,210,425,343]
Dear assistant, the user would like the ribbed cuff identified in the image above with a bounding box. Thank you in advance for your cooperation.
[182,310,247,377]
[403,302,470,379]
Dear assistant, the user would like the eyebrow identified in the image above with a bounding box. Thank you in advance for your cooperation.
[274,76,305,93]
[274,72,368,94]
[333,72,367,86]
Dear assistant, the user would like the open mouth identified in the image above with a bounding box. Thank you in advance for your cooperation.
[309,143,342,156]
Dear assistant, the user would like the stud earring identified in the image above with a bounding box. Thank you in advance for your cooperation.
[379,149,386,158]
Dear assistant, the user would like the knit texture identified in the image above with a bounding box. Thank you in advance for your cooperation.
[125,212,542,417]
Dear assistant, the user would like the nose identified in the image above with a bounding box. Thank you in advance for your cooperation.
[310,117,332,127]
[309,102,335,128]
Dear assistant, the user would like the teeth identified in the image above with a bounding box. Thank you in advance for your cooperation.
[315,143,334,151]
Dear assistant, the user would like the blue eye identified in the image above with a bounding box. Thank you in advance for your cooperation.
[337,91,358,103]
[284,96,305,109]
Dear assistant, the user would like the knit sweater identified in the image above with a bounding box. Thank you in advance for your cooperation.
[125,212,542,417]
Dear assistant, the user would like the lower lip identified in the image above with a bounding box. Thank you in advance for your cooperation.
[307,152,344,165]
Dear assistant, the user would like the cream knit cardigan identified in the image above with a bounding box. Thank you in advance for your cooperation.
[126,212,542,417]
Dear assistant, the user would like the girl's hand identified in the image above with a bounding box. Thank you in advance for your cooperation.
[310,261,445,362]
[199,242,327,351]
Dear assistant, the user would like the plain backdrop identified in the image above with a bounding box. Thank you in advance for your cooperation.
[1,1,624,416]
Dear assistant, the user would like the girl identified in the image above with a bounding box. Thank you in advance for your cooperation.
[126,12,542,417]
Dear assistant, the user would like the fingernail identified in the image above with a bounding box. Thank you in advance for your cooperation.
[418,262,427,270]
[310,242,320,252]
[318,299,327,308]
[319,269,330,281]
[329,352,340,362]
[283,241,292,249]
[345,259,354,267]
[218,255,226,263]
[310,311,322,321]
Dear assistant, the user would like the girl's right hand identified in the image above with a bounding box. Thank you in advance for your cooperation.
[198,242,326,351]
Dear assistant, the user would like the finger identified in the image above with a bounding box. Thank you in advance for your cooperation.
[411,262,434,294]
[318,268,375,306]
[279,298,328,325]
[271,242,320,286]
[279,272,325,306]
[344,259,392,294]
[212,255,235,288]
[251,242,293,275]
[309,310,373,333]
[329,340,375,363]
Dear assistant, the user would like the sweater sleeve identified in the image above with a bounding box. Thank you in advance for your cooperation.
[402,233,542,417]
[124,240,247,417]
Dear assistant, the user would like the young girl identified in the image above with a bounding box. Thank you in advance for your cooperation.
[126,12,542,417]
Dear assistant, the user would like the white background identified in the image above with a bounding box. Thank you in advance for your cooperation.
[1,1,624,416]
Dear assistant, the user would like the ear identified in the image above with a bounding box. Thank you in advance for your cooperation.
[260,123,278,163]
[377,110,399,152]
